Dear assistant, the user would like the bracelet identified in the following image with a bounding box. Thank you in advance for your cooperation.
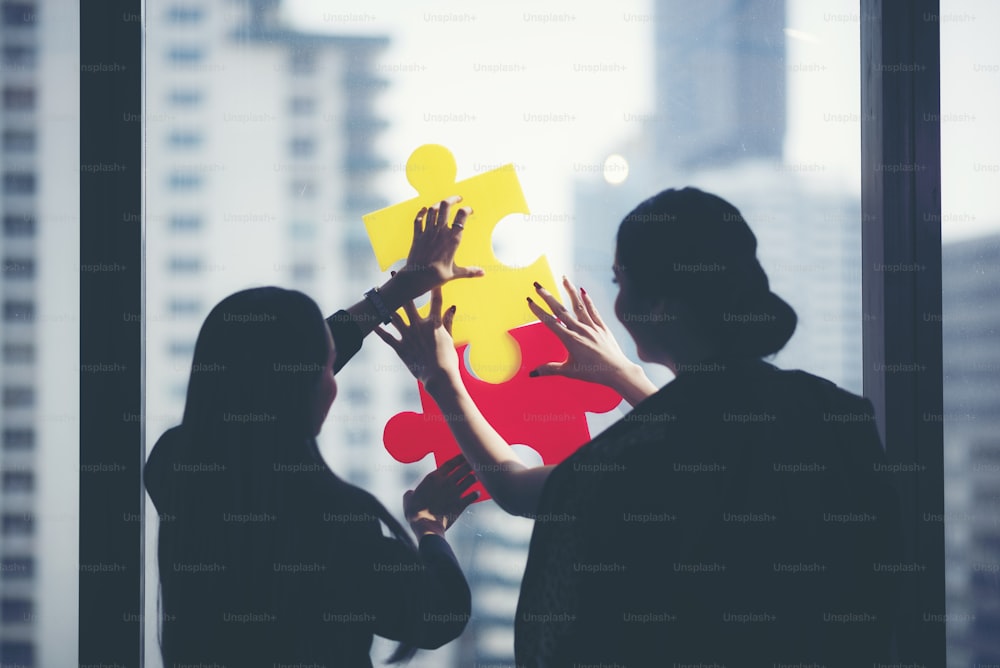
[364,287,393,325]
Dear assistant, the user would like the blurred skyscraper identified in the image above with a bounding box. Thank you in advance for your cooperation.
[654,0,785,167]
[143,2,462,666]
[1,0,79,665]
[941,232,1000,666]
[573,0,863,396]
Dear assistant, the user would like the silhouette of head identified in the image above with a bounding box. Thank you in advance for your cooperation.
[182,287,336,443]
[614,187,796,364]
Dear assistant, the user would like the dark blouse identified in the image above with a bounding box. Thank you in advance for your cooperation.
[515,358,902,667]
[143,310,470,667]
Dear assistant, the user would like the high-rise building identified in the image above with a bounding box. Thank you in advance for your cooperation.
[653,0,786,168]
[143,2,461,666]
[1,0,79,665]
[573,0,862,396]
[941,232,1000,666]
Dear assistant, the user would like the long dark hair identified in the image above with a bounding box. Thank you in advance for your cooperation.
[616,187,797,358]
[156,287,417,663]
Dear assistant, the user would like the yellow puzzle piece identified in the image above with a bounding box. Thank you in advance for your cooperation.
[363,144,559,383]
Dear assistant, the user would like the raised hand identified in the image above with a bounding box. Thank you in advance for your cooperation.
[403,454,479,537]
[527,276,658,406]
[374,286,461,391]
[396,196,485,297]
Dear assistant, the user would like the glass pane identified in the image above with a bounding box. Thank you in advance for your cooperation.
[941,1,1000,665]
[0,0,79,665]
[144,1,860,665]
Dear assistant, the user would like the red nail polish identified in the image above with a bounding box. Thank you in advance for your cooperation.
[580,287,587,296]
[533,281,542,290]
[526,297,534,304]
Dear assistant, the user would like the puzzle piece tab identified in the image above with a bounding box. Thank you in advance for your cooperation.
[363,144,560,383]
[383,322,623,502]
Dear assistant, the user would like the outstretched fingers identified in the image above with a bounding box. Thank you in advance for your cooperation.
[532,282,586,335]
[561,275,595,328]
[527,295,574,345]
[372,325,401,351]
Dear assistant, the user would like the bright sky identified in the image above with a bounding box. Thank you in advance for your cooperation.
[285,0,1000,246]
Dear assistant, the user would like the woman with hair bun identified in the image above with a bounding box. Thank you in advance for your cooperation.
[379,187,902,667]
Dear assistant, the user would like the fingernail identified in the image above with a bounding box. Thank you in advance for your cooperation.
[533,281,542,290]
[528,370,539,378]
[391,270,397,277]
[580,287,587,296]
[449,305,457,313]
[526,297,534,304]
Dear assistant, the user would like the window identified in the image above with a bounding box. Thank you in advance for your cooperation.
[168,214,202,232]
[3,214,35,237]
[168,88,202,106]
[2,258,35,279]
[167,45,205,65]
[167,256,201,273]
[3,343,34,363]
[290,49,316,75]
[0,2,34,27]
[0,642,33,666]
[168,172,202,190]
[2,45,36,68]
[1,471,34,492]
[0,557,34,580]
[3,172,36,194]
[289,137,315,157]
[290,263,314,281]
[165,5,203,23]
[3,130,36,152]
[1,513,34,536]
[2,428,34,450]
[3,387,35,408]
[2,86,35,110]
[1,597,32,623]
[167,298,201,316]
[167,340,195,357]
[167,130,202,148]
[3,300,34,322]
[289,96,315,115]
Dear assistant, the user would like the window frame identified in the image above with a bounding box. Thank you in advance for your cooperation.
[80,0,947,663]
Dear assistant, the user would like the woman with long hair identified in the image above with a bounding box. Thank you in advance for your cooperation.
[377,188,902,666]
[145,198,482,666]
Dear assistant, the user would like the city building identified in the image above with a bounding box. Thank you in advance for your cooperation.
[941,232,1000,665]
[1,0,78,665]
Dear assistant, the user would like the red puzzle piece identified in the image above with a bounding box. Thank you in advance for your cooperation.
[383,322,623,502]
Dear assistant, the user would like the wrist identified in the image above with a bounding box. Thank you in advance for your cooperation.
[408,517,446,539]
[610,362,656,404]
[384,267,436,307]
[424,370,463,398]
[377,274,414,312]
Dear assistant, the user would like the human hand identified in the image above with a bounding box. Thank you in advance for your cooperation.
[373,286,461,392]
[395,196,485,299]
[403,454,479,537]
[527,276,654,404]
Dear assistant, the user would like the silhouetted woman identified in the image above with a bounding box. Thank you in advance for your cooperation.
[145,198,482,666]
[378,188,902,667]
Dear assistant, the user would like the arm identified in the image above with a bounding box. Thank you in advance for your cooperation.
[374,290,552,518]
[328,196,484,374]
[369,455,478,649]
[426,374,555,518]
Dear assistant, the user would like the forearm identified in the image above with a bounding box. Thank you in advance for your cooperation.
[426,375,548,517]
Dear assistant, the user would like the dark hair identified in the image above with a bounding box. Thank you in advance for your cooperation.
[616,187,797,358]
[157,287,417,664]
